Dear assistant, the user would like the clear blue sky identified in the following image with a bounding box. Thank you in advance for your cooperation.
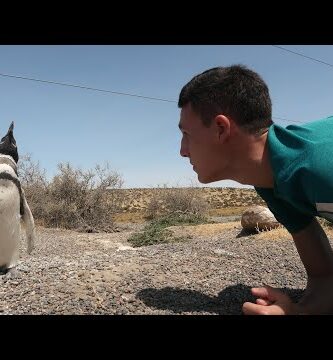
[0,45,332,188]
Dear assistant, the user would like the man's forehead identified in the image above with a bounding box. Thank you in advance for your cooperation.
[179,105,200,130]
[178,108,185,130]
[179,106,191,128]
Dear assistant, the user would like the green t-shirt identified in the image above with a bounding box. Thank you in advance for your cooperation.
[255,116,333,234]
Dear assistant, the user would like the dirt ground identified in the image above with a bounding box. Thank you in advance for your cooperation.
[1,215,326,315]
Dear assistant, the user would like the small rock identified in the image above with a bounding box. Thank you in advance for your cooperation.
[241,205,280,231]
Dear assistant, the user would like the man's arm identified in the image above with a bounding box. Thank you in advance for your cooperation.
[243,218,333,315]
[292,218,333,314]
[293,217,333,277]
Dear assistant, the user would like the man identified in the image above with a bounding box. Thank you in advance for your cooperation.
[178,65,333,315]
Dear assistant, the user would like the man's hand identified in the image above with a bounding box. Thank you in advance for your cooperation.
[242,285,298,315]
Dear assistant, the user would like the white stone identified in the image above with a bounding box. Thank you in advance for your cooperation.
[116,245,136,251]
[241,205,280,231]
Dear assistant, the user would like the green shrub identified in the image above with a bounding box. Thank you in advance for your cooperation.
[128,212,209,247]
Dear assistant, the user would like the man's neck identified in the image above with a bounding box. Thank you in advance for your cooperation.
[228,129,274,188]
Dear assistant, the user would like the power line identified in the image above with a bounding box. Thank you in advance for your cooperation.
[0,70,304,124]
[0,71,176,103]
[271,45,333,125]
[272,45,333,68]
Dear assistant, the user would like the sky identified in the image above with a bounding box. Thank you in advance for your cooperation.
[0,45,332,189]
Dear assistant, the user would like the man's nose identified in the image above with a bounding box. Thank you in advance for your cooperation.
[180,139,189,158]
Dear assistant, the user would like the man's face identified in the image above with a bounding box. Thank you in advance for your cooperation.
[178,104,227,184]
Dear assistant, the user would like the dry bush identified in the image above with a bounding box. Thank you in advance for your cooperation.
[48,162,123,232]
[18,154,49,222]
[129,185,211,247]
[18,155,123,232]
[145,186,167,219]
[145,185,210,221]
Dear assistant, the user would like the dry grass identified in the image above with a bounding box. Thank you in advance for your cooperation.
[115,206,254,224]
[255,225,291,240]
[253,221,333,241]
[115,210,292,242]
[208,206,248,217]
[114,212,146,223]
[320,222,333,239]
[166,219,333,242]
[168,221,240,238]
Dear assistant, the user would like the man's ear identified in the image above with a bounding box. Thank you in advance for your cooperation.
[213,115,231,143]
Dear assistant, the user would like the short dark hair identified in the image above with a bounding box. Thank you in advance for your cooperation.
[178,64,273,134]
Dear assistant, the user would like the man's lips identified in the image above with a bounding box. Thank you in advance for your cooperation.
[190,161,196,170]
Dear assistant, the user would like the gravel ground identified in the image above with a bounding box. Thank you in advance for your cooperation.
[0,220,310,315]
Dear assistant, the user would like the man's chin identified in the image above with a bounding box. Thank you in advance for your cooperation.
[197,175,211,184]
[198,173,223,184]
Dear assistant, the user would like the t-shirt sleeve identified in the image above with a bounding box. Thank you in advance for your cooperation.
[255,187,314,234]
[299,149,333,223]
